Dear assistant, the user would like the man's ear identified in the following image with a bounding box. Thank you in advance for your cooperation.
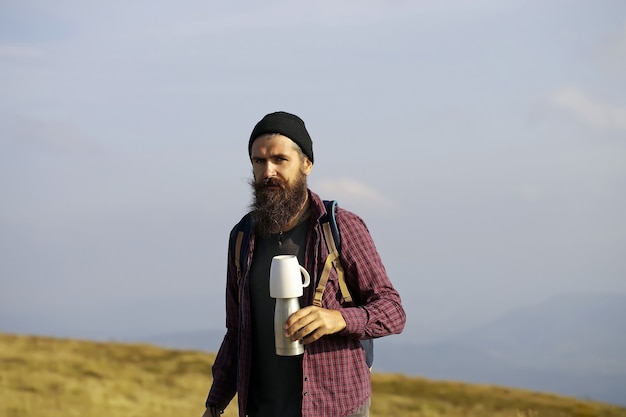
[303,157,313,176]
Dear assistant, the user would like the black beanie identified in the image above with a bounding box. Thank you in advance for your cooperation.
[248,111,314,163]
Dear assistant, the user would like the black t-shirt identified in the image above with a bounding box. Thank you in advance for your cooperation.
[247,220,308,417]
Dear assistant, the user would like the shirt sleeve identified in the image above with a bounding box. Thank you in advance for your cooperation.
[335,208,406,339]
[205,228,240,409]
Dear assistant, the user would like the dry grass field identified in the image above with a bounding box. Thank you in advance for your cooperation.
[1,333,625,417]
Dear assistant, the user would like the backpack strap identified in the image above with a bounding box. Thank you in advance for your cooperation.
[313,200,354,307]
[234,230,244,301]
[317,200,374,368]
[234,214,253,302]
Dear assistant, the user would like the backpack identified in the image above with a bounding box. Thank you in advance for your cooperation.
[234,200,374,368]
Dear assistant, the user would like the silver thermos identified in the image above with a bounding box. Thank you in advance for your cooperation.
[269,255,311,356]
[274,297,304,355]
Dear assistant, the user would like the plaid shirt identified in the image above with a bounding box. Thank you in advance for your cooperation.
[206,191,406,417]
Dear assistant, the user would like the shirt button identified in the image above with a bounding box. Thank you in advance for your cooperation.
[304,377,308,381]
[303,392,308,396]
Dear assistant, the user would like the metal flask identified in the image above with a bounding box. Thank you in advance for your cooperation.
[269,255,311,356]
[274,297,304,356]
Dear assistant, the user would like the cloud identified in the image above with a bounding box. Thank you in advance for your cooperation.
[0,44,44,59]
[0,117,100,154]
[164,1,421,37]
[313,177,402,213]
[520,185,541,202]
[597,21,626,78]
[548,87,626,132]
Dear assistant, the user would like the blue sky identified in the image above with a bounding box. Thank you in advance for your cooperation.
[1,0,625,342]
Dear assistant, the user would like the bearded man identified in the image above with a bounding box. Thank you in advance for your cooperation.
[202,111,406,417]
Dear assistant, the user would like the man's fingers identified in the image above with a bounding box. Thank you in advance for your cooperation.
[284,305,314,329]
[284,306,347,342]
[285,310,318,338]
[289,320,322,341]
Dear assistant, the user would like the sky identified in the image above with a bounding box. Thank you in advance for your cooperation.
[1,0,625,344]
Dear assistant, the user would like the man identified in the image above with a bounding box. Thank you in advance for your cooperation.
[203,111,406,417]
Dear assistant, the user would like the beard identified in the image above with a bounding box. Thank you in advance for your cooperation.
[250,172,309,236]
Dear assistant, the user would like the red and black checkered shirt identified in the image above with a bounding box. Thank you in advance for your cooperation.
[206,191,406,417]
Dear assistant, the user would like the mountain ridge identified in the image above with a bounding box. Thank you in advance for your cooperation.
[4,332,625,417]
[127,292,626,407]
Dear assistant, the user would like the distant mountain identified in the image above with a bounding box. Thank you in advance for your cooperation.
[6,333,625,417]
[133,292,626,407]
[129,328,226,352]
[373,338,626,407]
[373,292,626,407]
[448,292,626,373]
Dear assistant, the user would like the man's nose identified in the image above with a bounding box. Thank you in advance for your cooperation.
[262,162,277,179]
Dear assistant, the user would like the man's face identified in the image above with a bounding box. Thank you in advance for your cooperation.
[249,134,313,235]
[250,134,312,186]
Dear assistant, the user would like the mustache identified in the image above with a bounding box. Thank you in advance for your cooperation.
[256,177,285,189]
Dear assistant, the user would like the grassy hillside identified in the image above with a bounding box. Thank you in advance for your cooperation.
[1,333,624,417]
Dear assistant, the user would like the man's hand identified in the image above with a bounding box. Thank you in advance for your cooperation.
[284,306,347,344]
[202,406,222,417]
